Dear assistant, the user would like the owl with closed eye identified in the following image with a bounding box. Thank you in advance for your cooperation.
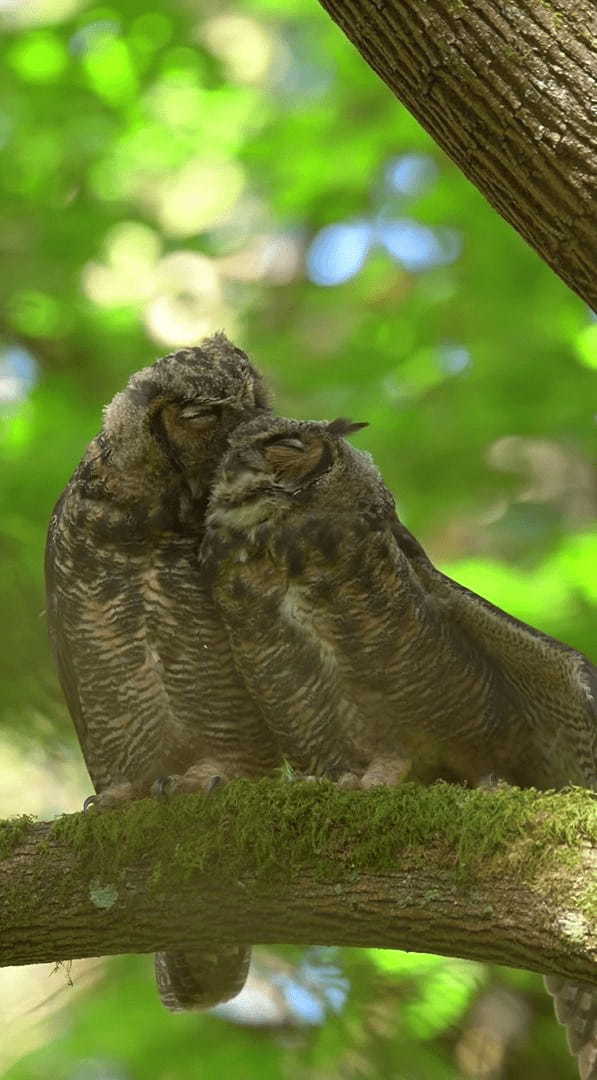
[201,412,597,1079]
[45,333,281,1012]
[201,412,505,786]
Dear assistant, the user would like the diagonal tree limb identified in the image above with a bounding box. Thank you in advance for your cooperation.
[315,0,597,308]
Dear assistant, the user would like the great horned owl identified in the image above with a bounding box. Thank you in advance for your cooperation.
[45,333,281,1011]
[201,413,597,1079]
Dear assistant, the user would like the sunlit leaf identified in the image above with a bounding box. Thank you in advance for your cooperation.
[575,322,597,369]
[8,30,68,82]
[81,31,138,105]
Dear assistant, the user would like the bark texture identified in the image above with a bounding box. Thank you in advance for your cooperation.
[0,781,595,986]
[317,0,597,308]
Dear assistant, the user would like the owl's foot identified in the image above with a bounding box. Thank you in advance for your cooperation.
[362,756,412,787]
[83,781,140,812]
[337,756,413,790]
[151,775,223,798]
[476,774,510,791]
[151,762,230,799]
[336,772,361,790]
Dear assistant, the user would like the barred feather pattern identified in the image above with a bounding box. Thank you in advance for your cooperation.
[545,977,597,1080]
[155,946,251,1011]
[202,413,597,1077]
[45,336,280,1012]
[401,529,597,1080]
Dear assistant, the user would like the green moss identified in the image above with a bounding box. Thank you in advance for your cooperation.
[581,885,597,919]
[0,814,35,860]
[49,780,597,906]
[2,782,594,927]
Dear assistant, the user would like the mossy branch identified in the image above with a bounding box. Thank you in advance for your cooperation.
[316,0,596,308]
[1,781,595,984]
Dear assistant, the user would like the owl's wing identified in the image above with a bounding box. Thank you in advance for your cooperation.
[394,514,596,677]
[392,519,597,1077]
[545,975,597,1080]
[395,515,597,787]
[45,499,89,754]
[408,520,591,756]
[391,517,434,565]
[433,564,594,700]
[44,490,176,794]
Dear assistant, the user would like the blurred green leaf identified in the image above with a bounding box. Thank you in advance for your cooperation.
[8,29,68,82]
[575,322,597,369]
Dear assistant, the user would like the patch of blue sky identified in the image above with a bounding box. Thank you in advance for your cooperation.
[307,216,462,285]
[385,152,437,197]
[377,219,462,272]
[306,220,372,286]
[0,345,38,404]
[440,344,471,373]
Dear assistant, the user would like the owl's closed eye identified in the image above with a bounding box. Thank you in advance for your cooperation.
[262,420,368,488]
[263,434,325,483]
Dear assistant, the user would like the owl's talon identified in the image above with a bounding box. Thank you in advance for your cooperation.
[337,772,361,790]
[151,772,225,798]
[151,776,175,799]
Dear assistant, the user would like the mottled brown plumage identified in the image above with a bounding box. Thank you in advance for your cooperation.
[202,413,597,1079]
[45,333,280,1011]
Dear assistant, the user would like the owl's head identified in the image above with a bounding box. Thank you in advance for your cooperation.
[207,413,394,534]
[102,332,271,493]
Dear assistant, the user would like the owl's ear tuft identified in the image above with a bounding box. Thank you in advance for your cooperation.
[326,418,369,438]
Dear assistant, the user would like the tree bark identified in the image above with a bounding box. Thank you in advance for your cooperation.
[0,781,595,986]
[316,0,597,309]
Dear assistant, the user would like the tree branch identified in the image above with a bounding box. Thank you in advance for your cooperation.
[1,781,595,986]
[316,0,596,308]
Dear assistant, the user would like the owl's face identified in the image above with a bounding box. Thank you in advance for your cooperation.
[102,333,271,496]
[207,414,392,534]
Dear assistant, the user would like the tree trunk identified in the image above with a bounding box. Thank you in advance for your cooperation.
[1,781,595,986]
[316,0,597,309]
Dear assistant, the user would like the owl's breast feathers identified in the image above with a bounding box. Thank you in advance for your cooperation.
[46,432,276,793]
[46,333,282,1015]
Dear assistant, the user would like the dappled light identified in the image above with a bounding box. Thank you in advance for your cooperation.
[307,152,463,284]
[201,13,277,86]
[145,251,229,346]
[153,157,246,237]
[575,321,597,369]
[82,222,162,307]
[0,0,594,1076]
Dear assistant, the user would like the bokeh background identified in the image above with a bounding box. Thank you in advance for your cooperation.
[0,0,595,1077]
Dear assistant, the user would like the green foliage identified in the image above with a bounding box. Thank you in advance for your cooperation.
[0,0,593,1076]
[1,0,594,727]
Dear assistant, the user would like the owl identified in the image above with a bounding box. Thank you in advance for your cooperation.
[45,333,281,1011]
[201,412,597,1078]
